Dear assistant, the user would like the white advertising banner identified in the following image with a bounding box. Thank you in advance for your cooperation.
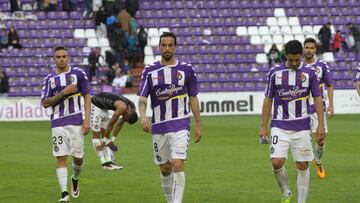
[0,90,359,121]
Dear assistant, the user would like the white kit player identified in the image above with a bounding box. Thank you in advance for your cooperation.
[138,32,202,203]
[41,46,91,202]
[259,40,325,203]
[90,92,138,170]
[303,38,334,179]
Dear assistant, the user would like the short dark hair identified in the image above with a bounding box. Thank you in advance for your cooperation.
[54,46,68,53]
[303,38,317,46]
[285,40,303,55]
[159,32,177,46]
[127,111,138,125]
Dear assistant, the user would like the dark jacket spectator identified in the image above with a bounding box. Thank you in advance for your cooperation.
[88,47,101,82]
[138,25,148,63]
[318,22,332,53]
[348,23,360,53]
[9,0,20,13]
[8,26,22,49]
[267,44,281,68]
[0,69,9,97]
[125,0,139,17]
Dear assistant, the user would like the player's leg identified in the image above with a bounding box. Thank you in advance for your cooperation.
[90,105,109,168]
[270,128,292,202]
[290,130,314,203]
[52,127,70,202]
[153,133,172,203]
[169,130,190,203]
[160,161,173,203]
[70,125,85,198]
[310,113,327,179]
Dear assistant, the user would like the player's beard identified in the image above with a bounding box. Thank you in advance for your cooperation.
[162,52,173,61]
[304,52,314,61]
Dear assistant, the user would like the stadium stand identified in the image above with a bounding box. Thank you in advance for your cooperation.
[0,0,359,97]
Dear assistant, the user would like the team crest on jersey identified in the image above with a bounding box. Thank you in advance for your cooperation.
[54,146,59,152]
[156,155,162,162]
[300,73,307,82]
[176,71,183,80]
[315,66,321,74]
[70,74,78,85]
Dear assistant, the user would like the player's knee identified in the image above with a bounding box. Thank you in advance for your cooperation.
[160,162,172,176]
[172,160,184,172]
[271,159,284,170]
[296,161,309,170]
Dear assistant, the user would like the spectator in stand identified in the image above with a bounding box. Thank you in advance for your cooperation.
[112,69,127,88]
[332,30,343,53]
[125,0,138,17]
[9,0,20,13]
[0,28,9,52]
[62,0,77,12]
[45,0,58,12]
[88,47,101,82]
[83,0,93,18]
[121,58,130,75]
[138,25,148,63]
[112,24,126,67]
[348,22,360,55]
[8,26,22,49]
[318,22,332,53]
[125,31,138,69]
[106,14,117,43]
[267,44,281,68]
[95,6,107,38]
[0,68,9,97]
[117,9,131,33]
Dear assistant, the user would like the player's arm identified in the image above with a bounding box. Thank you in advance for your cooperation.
[260,97,273,138]
[355,81,360,96]
[82,93,91,135]
[103,108,124,138]
[112,117,126,137]
[189,96,202,143]
[326,85,334,118]
[314,96,325,144]
[42,84,77,108]
[138,96,150,133]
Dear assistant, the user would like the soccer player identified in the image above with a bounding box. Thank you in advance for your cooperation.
[354,63,360,96]
[137,32,202,203]
[90,92,138,170]
[259,40,325,203]
[41,46,91,202]
[303,37,334,179]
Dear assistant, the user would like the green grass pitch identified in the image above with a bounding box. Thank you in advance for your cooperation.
[0,115,359,202]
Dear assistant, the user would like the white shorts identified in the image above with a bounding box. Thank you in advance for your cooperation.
[270,127,314,162]
[152,130,190,165]
[90,104,110,132]
[52,125,84,158]
[310,112,328,134]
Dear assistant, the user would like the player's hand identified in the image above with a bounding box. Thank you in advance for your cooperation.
[259,126,268,137]
[194,123,202,143]
[96,142,105,151]
[326,105,334,118]
[140,117,150,133]
[62,84,77,96]
[82,121,90,135]
[316,126,325,145]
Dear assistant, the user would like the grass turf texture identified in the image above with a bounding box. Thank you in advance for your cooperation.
[0,115,359,202]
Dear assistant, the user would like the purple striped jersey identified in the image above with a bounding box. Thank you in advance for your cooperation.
[355,63,360,82]
[41,67,89,128]
[265,62,321,131]
[137,60,198,134]
[305,59,333,113]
